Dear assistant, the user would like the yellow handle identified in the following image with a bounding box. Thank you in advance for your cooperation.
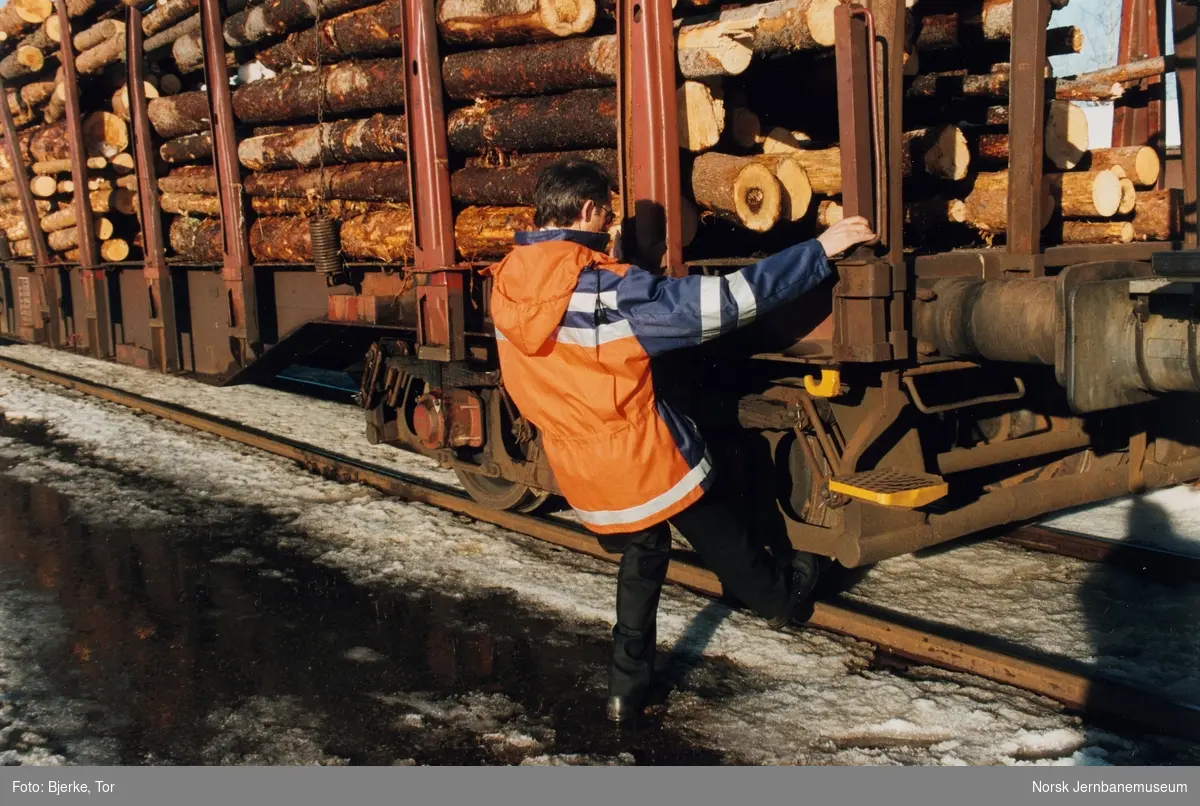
[804,369,842,398]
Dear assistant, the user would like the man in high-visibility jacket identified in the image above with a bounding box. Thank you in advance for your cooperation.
[489,159,877,722]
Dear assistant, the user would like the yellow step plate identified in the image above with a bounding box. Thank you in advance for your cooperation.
[828,469,949,509]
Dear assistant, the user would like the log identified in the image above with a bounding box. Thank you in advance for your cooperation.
[145,13,200,54]
[76,30,127,75]
[73,18,124,52]
[1061,221,1133,243]
[147,90,209,139]
[248,196,390,217]
[0,36,48,80]
[750,154,811,221]
[463,147,618,171]
[256,0,404,72]
[248,217,313,262]
[762,124,968,190]
[158,191,221,215]
[143,0,197,36]
[40,206,77,231]
[82,112,128,158]
[691,152,781,232]
[43,82,65,123]
[43,13,58,42]
[1,218,28,239]
[28,121,68,161]
[1108,169,1137,215]
[168,215,223,261]
[222,0,379,49]
[90,189,135,214]
[915,13,1082,55]
[0,198,49,217]
[237,114,408,171]
[339,208,413,261]
[116,174,138,190]
[1087,146,1160,187]
[1129,189,1182,241]
[976,102,1089,171]
[230,58,406,124]
[451,148,618,205]
[963,171,1053,233]
[29,175,56,197]
[436,0,597,46]
[158,165,217,195]
[447,88,616,153]
[48,218,112,251]
[20,80,55,107]
[159,132,213,164]
[100,238,129,262]
[0,0,52,41]
[159,74,183,95]
[56,179,72,194]
[454,205,534,260]
[715,0,840,56]
[907,68,1124,102]
[169,25,213,72]
[243,161,410,200]
[112,82,160,121]
[815,198,842,231]
[8,238,33,257]
[677,80,724,153]
[904,198,966,236]
[1048,170,1123,218]
[32,156,106,175]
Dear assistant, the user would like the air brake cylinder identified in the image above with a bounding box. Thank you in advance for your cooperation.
[914,254,1200,413]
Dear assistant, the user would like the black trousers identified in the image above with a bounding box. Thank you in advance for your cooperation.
[602,492,792,699]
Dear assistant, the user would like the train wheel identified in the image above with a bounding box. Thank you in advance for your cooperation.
[453,469,551,514]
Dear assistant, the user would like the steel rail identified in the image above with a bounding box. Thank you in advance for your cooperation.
[1002,524,1200,583]
[0,353,1197,741]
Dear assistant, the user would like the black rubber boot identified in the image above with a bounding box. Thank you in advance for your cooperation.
[767,551,822,629]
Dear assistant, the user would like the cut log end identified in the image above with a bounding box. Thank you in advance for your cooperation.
[1044,100,1089,170]
[733,162,781,232]
[922,125,970,181]
[83,111,130,159]
[807,0,841,47]
[1091,170,1123,218]
[540,0,597,38]
[1117,177,1137,215]
[677,81,725,153]
[29,175,56,197]
[100,238,130,262]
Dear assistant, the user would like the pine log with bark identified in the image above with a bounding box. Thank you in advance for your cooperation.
[237,114,408,171]
[143,0,197,36]
[962,171,1053,233]
[168,215,222,261]
[73,18,123,51]
[691,152,782,232]
[19,80,55,107]
[230,58,406,124]
[975,101,1089,170]
[159,192,221,216]
[43,82,65,123]
[76,30,128,75]
[904,198,966,236]
[159,132,213,164]
[249,196,390,216]
[0,26,54,80]
[222,0,379,49]
[447,88,616,153]
[455,205,534,260]
[716,0,841,56]
[1047,170,1123,218]
[914,13,1082,54]
[1129,188,1182,241]
[256,0,404,71]
[451,148,618,205]
[907,68,1124,102]
[48,218,113,252]
[340,207,413,260]
[436,0,597,46]
[1060,220,1133,243]
[147,90,210,139]
[1086,146,1161,187]
[248,217,314,262]
[7,238,34,257]
[31,156,106,175]
[761,124,969,190]
[27,121,68,161]
[0,0,52,41]
[146,14,200,54]
[243,161,410,200]
[158,165,217,195]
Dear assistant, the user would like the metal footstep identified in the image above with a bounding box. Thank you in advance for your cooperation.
[828,469,948,509]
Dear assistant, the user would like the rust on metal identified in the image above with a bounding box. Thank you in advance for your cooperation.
[1112,0,1165,156]
[1,352,1199,742]
[834,5,874,230]
[1004,0,1049,272]
[621,0,683,275]
[200,0,259,361]
[126,6,180,372]
[1173,0,1198,245]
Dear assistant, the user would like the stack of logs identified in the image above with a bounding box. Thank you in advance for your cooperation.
[0,0,154,263]
[151,0,414,263]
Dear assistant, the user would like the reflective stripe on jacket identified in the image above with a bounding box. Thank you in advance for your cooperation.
[489,228,833,534]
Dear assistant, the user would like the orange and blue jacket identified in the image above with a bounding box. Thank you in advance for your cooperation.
[489,228,832,535]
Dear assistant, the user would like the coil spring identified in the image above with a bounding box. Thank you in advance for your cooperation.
[310,216,345,284]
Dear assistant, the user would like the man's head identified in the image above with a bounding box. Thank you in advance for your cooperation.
[533,158,615,233]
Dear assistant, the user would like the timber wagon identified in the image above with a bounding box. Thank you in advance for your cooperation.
[0,0,1199,567]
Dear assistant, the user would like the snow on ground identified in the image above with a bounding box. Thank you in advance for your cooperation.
[0,351,1197,764]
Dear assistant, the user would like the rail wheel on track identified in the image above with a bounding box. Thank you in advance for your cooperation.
[453,469,551,514]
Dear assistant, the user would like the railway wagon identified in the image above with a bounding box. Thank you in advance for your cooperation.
[0,0,1198,569]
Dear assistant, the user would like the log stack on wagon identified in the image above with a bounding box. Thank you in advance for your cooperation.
[0,0,1186,267]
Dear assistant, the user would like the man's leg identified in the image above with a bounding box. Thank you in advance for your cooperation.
[605,521,672,710]
[669,493,793,622]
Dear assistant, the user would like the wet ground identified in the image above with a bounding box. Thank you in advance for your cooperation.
[0,461,726,765]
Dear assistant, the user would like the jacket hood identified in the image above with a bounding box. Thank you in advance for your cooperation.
[489,230,613,354]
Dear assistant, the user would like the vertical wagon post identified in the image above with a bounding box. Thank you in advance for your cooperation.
[127,4,181,372]
[1004,0,1050,273]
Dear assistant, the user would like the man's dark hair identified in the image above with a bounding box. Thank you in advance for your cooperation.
[533,159,612,228]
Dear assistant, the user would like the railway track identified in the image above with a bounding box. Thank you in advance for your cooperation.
[1,353,1198,742]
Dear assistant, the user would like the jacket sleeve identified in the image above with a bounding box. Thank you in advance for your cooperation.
[613,239,833,357]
